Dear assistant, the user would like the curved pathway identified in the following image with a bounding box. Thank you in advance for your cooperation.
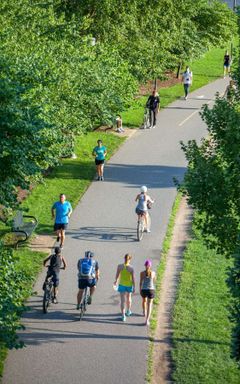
[2,78,228,384]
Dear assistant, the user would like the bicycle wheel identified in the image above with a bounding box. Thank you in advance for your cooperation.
[137,218,144,241]
[43,289,50,313]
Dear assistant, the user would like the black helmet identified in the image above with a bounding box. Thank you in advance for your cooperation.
[85,250,94,258]
[55,246,61,254]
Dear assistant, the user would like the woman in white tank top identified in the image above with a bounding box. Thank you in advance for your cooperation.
[135,186,154,233]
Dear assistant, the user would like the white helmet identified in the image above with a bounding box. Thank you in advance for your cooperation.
[141,185,147,193]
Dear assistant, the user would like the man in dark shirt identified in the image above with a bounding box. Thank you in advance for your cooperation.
[43,247,67,303]
[146,89,160,128]
[223,50,231,78]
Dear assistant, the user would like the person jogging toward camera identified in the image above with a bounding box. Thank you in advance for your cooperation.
[182,66,193,100]
[43,246,67,304]
[51,193,72,249]
[114,253,135,322]
[76,251,100,310]
[92,139,107,181]
[135,186,154,233]
[146,89,160,128]
[140,259,156,326]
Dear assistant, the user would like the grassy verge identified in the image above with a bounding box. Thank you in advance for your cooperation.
[122,45,233,127]
[171,221,239,383]
[146,192,182,383]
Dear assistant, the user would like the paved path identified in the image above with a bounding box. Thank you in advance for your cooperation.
[3,78,228,384]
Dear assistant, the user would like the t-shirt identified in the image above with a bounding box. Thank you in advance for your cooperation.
[93,146,107,161]
[52,201,72,224]
[182,71,192,84]
[224,55,230,66]
[146,95,160,110]
[49,254,62,273]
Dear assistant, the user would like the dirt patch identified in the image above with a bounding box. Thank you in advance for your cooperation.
[152,197,193,384]
[139,72,181,96]
[95,126,138,139]
[30,234,55,254]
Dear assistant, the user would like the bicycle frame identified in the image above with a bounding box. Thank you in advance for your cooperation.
[43,277,54,313]
[137,212,151,241]
[79,286,90,320]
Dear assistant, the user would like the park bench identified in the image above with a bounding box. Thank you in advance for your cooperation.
[12,211,38,247]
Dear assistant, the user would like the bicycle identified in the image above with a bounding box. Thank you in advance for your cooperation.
[137,212,151,241]
[142,108,151,129]
[42,276,55,314]
[79,286,90,320]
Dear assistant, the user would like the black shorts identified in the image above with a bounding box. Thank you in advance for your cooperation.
[141,289,155,299]
[95,159,104,165]
[46,270,60,287]
[78,278,97,290]
[135,208,147,215]
[54,223,68,231]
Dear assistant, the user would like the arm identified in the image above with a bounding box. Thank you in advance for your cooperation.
[139,271,144,292]
[131,268,136,293]
[114,264,122,285]
[147,194,154,203]
[61,256,67,269]
[92,148,96,157]
[135,194,140,202]
[68,203,73,218]
[43,255,51,266]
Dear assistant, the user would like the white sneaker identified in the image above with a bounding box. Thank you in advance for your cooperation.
[147,229,151,233]
[153,125,156,129]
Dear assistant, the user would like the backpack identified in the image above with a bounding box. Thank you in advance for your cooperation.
[80,258,94,277]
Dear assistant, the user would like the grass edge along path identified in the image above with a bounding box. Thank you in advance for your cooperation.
[171,219,240,384]
[146,192,182,383]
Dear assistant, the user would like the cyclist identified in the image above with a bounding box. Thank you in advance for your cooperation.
[146,89,160,128]
[92,139,107,181]
[135,186,154,233]
[51,193,72,249]
[43,246,67,304]
[77,251,100,310]
[140,259,156,326]
[114,253,135,322]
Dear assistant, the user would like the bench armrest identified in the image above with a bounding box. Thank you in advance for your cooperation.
[23,215,38,225]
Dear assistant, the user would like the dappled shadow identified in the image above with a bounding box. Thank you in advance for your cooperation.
[105,164,186,189]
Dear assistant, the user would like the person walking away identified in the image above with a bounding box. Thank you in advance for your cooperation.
[135,186,154,232]
[140,259,156,326]
[43,246,67,304]
[182,66,193,100]
[77,251,99,309]
[92,139,107,181]
[116,115,124,133]
[146,89,160,128]
[223,50,231,78]
[114,254,135,322]
[52,193,72,249]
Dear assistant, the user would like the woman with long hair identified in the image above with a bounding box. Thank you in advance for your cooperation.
[140,259,156,326]
[114,254,135,322]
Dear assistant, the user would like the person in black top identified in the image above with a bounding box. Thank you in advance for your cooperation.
[223,50,231,78]
[146,89,160,128]
[43,246,67,303]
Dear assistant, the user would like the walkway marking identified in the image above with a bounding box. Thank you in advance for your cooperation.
[196,95,205,99]
[179,110,199,126]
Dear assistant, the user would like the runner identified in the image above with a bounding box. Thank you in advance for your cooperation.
[92,139,107,181]
[135,186,154,233]
[51,194,72,248]
[146,89,160,128]
[114,254,135,322]
[182,66,193,100]
[223,50,231,78]
[76,251,100,309]
[140,259,156,326]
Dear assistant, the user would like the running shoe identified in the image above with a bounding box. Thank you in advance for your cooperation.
[57,236,60,242]
[76,304,80,310]
[53,297,58,304]
[126,309,132,317]
[122,315,126,322]
[87,296,92,305]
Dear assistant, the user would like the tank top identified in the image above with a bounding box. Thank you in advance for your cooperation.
[119,264,133,287]
[137,194,147,211]
[141,272,155,290]
[49,254,61,273]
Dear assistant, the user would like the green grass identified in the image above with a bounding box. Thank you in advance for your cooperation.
[122,44,233,128]
[146,192,182,383]
[171,226,240,383]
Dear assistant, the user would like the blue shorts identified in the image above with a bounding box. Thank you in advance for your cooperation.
[118,284,133,293]
[46,270,60,287]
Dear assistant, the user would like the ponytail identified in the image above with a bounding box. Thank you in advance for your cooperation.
[145,265,151,277]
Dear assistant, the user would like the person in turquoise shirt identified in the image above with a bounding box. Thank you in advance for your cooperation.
[92,139,107,181]
[51,194,72,248]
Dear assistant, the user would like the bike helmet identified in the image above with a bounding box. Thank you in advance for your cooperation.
[85,250,94,258]
[141,185,147,193]
[55,246,61,254]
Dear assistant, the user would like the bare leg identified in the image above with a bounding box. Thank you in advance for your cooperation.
[146,298,153,325]
[60,229,65,247]
[142,297,147,316]
[120,292,126,315]
[77,289,84,305]
[126,292,132,312]
[100,164,104,177]
[53,287,58,298]
[89,285,96,298]
[96,164,101,178]
[56,229,61,241]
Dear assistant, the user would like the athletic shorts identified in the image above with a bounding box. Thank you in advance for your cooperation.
[224,63,230,68]
[46,270,60,287]
[95,159,105,165]
[135,208,147,215]
[141,289,155,299]
[78,278,97,290]
[118,284,133,293]
[54,223,68,231]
